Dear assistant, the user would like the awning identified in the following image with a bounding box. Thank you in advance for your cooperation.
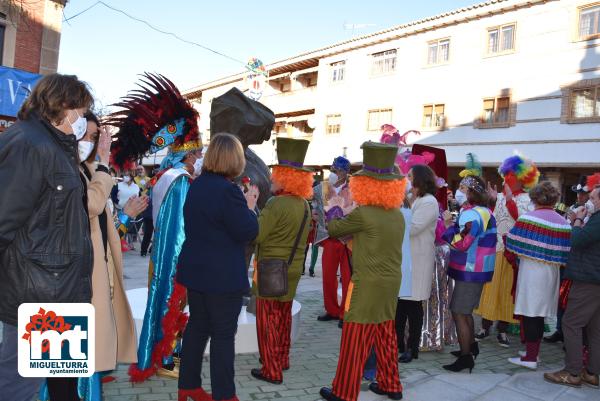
[433,141,600,168]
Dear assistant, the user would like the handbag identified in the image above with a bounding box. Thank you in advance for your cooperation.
[257,201,309,298]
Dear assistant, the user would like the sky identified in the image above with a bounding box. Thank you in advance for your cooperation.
[58,0,479,110]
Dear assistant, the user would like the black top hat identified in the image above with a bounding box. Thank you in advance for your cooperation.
[571,176,590,193]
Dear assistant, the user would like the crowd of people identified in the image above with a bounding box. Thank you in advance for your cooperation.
[0,72,598,401]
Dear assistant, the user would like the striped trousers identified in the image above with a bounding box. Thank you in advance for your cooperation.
[331,320,402,401]
[256,298,293,382]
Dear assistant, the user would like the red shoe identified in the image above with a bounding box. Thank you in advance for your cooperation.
[178,388,212,401]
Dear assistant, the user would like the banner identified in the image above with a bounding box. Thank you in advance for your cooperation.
[0,66,41,117]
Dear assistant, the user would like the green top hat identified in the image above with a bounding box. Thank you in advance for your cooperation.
[354,141,403,181]
[275,137,312,172]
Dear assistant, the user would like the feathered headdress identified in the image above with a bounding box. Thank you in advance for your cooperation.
[459,153,482,178]
[498,153,540,191]
[108,73,201,171]
[586,173,600,191]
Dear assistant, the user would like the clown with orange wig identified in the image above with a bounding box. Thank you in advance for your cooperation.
[251,138,312,385]
[320,142,406,401]
[475,153,539,346]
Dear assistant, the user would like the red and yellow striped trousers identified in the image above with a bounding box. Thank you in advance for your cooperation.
[256,298,293,382]
[331,320,402,401]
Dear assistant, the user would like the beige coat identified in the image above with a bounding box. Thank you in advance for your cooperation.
[83,164,137,371]
[402,194,438,301]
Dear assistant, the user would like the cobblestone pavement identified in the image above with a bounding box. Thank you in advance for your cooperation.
[102,248,600,401]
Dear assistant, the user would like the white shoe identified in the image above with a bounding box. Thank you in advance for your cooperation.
[518,350,541,362]
[508,357,537,370]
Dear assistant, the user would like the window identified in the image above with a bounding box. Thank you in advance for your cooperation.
[422,104,445,128]
[579,5,600,39]
[571,87,600,118]
[326,114,341,134]
[370,50,397,76]
[481,96,510,125]
[561,79,600,123]
[367,108,393,131]
[487,23,515,54]
[427,39,450,65]
[331,61,345,83]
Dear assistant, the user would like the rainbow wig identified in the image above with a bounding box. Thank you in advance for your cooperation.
[271,166,314,200]
[498,154,540,191]
[349,175,406,210]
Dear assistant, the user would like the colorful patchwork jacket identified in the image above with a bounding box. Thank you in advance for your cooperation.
[443,206,497,282]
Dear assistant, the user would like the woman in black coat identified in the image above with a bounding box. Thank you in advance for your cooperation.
[176,133,259,401]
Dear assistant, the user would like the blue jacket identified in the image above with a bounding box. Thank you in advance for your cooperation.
[177,172,258,293]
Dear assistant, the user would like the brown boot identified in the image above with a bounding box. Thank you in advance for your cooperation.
[543,370,582,388]
[581,369,600,388]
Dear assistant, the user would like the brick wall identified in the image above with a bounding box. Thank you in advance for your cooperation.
[13,1,45,73]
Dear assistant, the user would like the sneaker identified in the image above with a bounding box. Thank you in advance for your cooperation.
[581,369,600,388]
[508,357,537,370]
[518,350,541,362]
[474,328,489,341]
[544,370,582,388]
[497,333,510,348]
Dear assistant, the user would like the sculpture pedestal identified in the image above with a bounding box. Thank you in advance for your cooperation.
[126,288,302,355]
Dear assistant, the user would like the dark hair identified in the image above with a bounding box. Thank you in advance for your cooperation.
[466,176,489,206]
[410,165,437,197]
[18,74,94,124]
[529,181,560,207]
[83,111,100,164]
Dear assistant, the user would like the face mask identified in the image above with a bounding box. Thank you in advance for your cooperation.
[78,141,94,162]
[455,189,467,206]
[67,111,87,140]
[123,176,131,184]
[328,172,338,186]
[193,157,203,175]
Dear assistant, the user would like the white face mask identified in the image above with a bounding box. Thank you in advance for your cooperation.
[67,111,88,140]
[78,141,94,162]
[123,176,131,184]
[455,189,467,206]
[193,157,203,175]
[328,172,338,186]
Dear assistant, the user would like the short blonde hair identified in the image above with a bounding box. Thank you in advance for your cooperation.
[203,133,245,179]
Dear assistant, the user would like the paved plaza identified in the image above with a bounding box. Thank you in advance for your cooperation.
[98,247,600,401]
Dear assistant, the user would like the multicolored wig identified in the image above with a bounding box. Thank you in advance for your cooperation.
[586,172,600,191]
[349,175,407,210]
[498,153,540,191]
[271,166,314,199]
[459,153,482,178]
[108,73,201,171]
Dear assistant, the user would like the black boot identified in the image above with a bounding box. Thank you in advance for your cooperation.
[451,342,479,359]
[399,349,418,363]
[443,354,474,373]
[543,331,563,343]
[251,368,282,384]
[368,382,403,400]
[319,387,346,401]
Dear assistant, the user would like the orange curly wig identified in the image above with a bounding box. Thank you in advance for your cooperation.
[349,175,407,210]
[271,166,314,199]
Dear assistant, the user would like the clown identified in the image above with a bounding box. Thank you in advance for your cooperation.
[314,155,355,327]
[320,142,406,401]
[475,153,539,347]
[109,73,203,382]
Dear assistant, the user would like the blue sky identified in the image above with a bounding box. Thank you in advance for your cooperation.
[58,0,478,109]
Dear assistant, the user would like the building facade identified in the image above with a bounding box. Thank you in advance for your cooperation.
[184,0,600,202]
[0,0,67,74]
